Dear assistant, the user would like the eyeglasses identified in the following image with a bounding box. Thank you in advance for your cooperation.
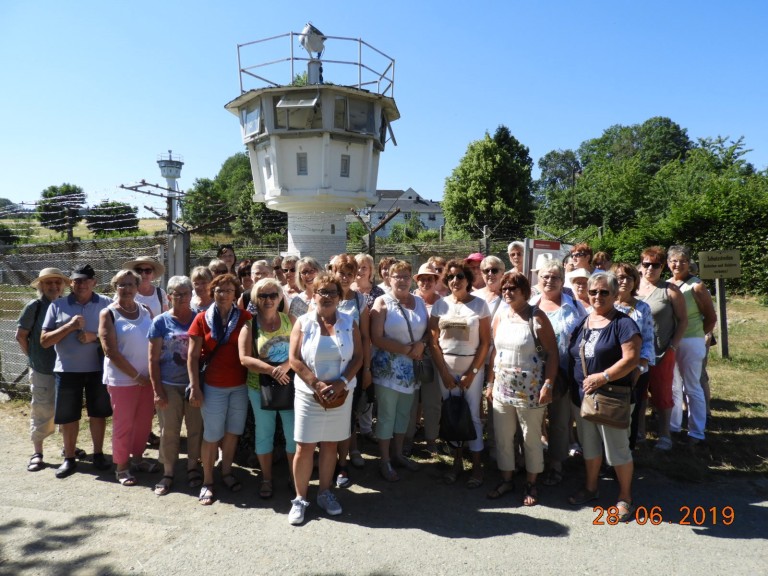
[446,273,466,282]
[482,268,500,275]
[641,262,662,269]
[282,268,296,273]
[135,268,154,274]
[668,259,688,265]
[501,285,519,293]
[214,288,235,295]
[257,292,280,300]
[588,289,611,297]
[572,252,587,258]
[300,269,317,275]
[116,283,136,289]
[540,275,562,282]
[316,289,339,298]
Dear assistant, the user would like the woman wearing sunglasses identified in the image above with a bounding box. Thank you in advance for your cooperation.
[429,259,491,488]
[239,278,297,500]
[567,272,640,522]
[568,243,594,277]
[281,255,301,309]
[636,247,687,451]
[288,257,322,317]
[121,257,167,318]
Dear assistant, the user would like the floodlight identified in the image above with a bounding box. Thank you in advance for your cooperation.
[300,22,326,58]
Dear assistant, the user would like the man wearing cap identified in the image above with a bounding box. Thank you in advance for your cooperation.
[121,256,167,318]
[16,268,70,472]
[464,253,486,290]
[41,264,113,478]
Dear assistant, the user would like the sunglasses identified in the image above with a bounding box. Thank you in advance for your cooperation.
[316,289,339,298]
[482,268,500,275]
[257,292,280,300]
[134,267,154,274]
[641,262,662,269]
[501,285,519,293]
[446,273,466,282]
[588,289,611,297]
[282,268,296,273]
[572,252,587,258]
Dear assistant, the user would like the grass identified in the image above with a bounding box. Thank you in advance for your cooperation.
[634,296,768,479]
[0,218,167,243]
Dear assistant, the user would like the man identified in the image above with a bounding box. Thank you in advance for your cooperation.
[41,264,113,478]
[507,241,525,273]
[464,252,485,290]
[16,268,70,472]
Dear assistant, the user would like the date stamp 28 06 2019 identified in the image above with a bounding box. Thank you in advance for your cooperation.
[593,505,735,526]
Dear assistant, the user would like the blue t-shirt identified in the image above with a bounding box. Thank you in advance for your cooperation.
[568,312,639,402]
[147,312,193,387]
[42,292,112,373]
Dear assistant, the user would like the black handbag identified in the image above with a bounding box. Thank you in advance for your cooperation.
[259,364,295,411]
[439,389,477,444]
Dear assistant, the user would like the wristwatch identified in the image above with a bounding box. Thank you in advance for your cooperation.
[637,364,647,374]
[339,375,349,387]
[603,371,610,382]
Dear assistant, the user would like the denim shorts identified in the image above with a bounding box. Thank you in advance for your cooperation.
[54,371,112,424]
[200,383,248,442]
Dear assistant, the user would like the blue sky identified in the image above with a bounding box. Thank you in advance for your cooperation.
[1,1,766,217]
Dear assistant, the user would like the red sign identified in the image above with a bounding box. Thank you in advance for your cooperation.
[532,239,561,250]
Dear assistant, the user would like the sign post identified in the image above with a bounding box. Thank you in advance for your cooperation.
[698,250,741,359]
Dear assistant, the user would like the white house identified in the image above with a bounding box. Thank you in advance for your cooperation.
[364,188,444,237]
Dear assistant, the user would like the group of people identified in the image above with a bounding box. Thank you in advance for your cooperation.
[16,241,716,525]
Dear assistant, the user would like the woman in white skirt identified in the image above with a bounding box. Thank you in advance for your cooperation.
[288,273,363,525]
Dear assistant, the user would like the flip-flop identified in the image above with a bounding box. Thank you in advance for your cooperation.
[187,468,203,488]
[617,500,636,523]
[259,479,273,499]
[116,469,137,486]
[27,453,45,472]
[222,473,242,492]
[199,484,215,505]
[154,476,173,496]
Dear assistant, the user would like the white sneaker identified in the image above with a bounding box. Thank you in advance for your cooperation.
[288,497,309,525]
[316,489,342,516]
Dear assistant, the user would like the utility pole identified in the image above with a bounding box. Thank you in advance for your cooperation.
[349,207,401,262]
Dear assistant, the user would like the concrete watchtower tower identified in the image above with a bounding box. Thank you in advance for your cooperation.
[225,24,400,263]
[157,150,184,221]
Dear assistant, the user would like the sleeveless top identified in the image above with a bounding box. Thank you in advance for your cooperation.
[246,313,292,390]
[677,276,706,338]
[492,312,545,409]
[103,304,153,386]
[638,280,677,357]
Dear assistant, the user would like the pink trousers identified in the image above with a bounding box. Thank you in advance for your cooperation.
[108,384,154,465]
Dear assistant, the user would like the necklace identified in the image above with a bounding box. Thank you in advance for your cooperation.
[118,302,138,314]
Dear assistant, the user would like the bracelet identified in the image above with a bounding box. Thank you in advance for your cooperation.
[339,375,349,386]
[603,371,610,382]
[543,382,553,390]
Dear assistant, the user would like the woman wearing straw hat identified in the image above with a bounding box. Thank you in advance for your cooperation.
[121,256,167,318]
[16,268,71,472]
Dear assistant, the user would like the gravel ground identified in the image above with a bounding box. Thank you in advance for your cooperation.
[1,400,767,576]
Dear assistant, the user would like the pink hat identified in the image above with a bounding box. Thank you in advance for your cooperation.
[465,252,484,262]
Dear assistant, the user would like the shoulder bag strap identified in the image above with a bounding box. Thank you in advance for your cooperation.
[527,304,545,359]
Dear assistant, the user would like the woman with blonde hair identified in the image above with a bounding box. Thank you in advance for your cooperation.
[352,253,385,308]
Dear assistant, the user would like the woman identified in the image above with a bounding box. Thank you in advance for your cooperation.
[352,253,385,309]
[288,273,363,525]
[593,252,612,272]
[611,262,656,449]
[473,255,506,319]
[187,273,251,505]
[289,257,322,317]
[486,272,558,504]
[636,246,687,451]
[529,260,586,486]
[667,245,717,444]
[371,261,428,481]
[217,244,237,274]
[567,273,640,522]
[238,260,274,312]
[208,259,229,278]
[507,241,525,273]
[331,254,372,487]
[405,263,443,455]
[281,255,301,305]
[377,257,397,293]
[98,270,156,486]
[427,255,449,297]
[430,259,491,488]
[190,266,214,312]
[149,275,203,495]
[237,260,254,294]
[239,278,297,499]
[569,243,594,274]
[122,256,167,318]
[567,267,591,311]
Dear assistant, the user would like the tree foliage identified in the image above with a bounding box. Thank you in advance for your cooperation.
[443,125,533,239]
[85,201,139,236]
[37,183,86,233]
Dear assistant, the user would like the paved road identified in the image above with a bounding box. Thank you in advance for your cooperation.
[1,403,766,576]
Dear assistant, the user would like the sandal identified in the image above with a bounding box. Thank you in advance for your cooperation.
[27,452,45,472]
[259,479,273,499]
[131,459,160,473]
[486,479,515,500]
[222,473,242,492]
[187,468,203,488]
[380,461,400,482]
[540,468,563,486]
[154,475,173,496]
[616,500,635,523]
[466,474,484,489]
[568,487,599,506]
[523,482,538,506]
[199,484,215,505]
[116,469,137,486]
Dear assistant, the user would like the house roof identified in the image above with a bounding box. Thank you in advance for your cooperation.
[369,188,442,214]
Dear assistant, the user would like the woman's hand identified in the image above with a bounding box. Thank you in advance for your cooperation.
[582,373,606,394]
[440,368,457,390]
[459,369,476,390]
[315,380,338,404]
[271,362,292,385]
[154,389,169,410]
[538,382,553,405]
[484,384,493,401]
[188,386,203,407]
[407,341,425,360]
[78,330,98,344]
[136,374,151,387]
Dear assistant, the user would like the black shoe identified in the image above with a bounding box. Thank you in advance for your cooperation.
[92,453,112,471]
[55,458,77,479]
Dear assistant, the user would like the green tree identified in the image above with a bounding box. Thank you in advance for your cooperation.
[443,125,533,238]
[85,201,139,236]
[181,177,230,232]
[37,183,85,233]
[534,149,581,228]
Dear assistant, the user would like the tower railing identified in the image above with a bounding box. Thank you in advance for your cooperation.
[236,32,395,98]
